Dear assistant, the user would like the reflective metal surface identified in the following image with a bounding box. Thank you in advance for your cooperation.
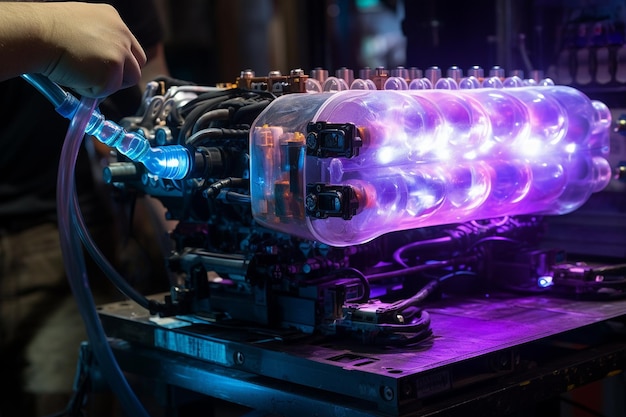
[99,293,626,416]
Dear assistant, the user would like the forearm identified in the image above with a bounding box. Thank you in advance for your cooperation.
[0,2,145,97]
[0,2,55,81]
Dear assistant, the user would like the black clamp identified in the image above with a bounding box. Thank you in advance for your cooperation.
[305,183,359,220]
[306,121,362,158]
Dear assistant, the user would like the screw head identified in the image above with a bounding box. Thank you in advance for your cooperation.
[381,386,394,401]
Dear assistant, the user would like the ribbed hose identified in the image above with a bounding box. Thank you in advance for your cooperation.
[21,73,192,180]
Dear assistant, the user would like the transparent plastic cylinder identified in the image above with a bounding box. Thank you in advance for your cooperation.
[249,86,611,247]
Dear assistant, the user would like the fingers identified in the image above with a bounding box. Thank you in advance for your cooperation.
[121,37,147,90]
[91,38,147,97]
[100,36,146,96]
[131,36,148,69]
[38,3,149,98]
[72,52,143,98]
[66,38,146,98]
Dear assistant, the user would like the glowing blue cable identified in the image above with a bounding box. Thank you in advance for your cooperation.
[21,73,191,180]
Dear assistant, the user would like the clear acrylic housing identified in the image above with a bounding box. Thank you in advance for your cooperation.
[249,86,611,247]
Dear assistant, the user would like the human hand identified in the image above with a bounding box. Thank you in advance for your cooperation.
[0,2,147,98]
[38,2,147,98]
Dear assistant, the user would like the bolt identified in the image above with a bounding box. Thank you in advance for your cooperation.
[381,386,394,401]
[306,132,317,149]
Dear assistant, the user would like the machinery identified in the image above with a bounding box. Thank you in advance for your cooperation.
[95,66,625,349]
[22,63,623,416]
[18,2,626,413]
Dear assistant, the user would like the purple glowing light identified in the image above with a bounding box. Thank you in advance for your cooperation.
[250,86,611,246]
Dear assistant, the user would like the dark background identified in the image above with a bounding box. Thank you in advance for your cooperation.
[155,0,626,107]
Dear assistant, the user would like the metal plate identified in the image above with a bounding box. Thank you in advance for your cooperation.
[98,292,626,415]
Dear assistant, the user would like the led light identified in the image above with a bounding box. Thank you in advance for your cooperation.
[21,73,191,180]
[538,275,554,288]
[250,86,611,246]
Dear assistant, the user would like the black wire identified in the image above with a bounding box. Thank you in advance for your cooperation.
[362,268,477,346]
[392,235,454,267]
[177,92,239,142]
[467,236,521,252]
[324,267,371,303]
[181,88,274,112]
[389,279,439,313]
[191,108,230,134]
[365,255,477,282]
[179,88,240,113]
[205,177,249,198]
[187,127,249,146]
[177,88,275,143]
[372,311,433,346]
[223,191,251,205]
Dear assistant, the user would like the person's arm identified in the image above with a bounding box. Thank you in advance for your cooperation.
[0,1,146,98]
